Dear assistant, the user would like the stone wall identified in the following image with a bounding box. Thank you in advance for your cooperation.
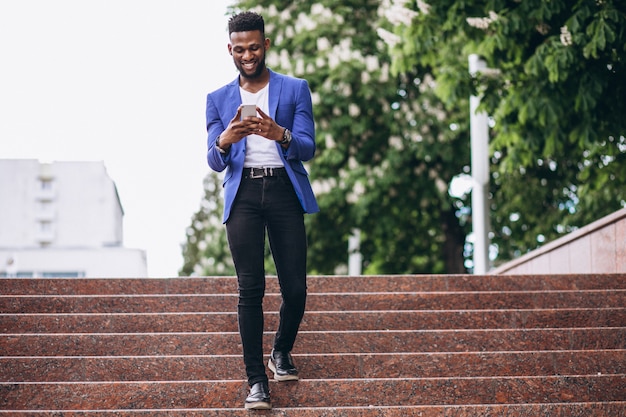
[492,208,626,275]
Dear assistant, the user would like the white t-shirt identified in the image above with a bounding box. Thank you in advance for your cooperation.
[240,84,284,168]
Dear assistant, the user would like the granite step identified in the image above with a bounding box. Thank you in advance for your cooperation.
[2,375,625,410]
[3,307,624,333]
[2,274,625,295]
[2,403,625,416]
[2,328,624,356]
[1,274,624,415]
[2,290,623,313]
[3,350,624,382]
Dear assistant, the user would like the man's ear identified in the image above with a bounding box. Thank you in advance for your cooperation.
[228,43,233,55]
[264,38,271,50]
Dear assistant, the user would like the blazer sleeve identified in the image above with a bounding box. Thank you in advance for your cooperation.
[283,79,316,162]
[206,92,230,172]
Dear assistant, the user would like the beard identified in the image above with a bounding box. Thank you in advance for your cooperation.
[235,55,267,79]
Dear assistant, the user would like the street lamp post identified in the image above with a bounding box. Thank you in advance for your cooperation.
[468,54,491,275]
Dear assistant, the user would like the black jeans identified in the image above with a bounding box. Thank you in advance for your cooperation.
[226,171,307,386]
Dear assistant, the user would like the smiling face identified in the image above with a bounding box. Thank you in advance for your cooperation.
[228,30,270,80]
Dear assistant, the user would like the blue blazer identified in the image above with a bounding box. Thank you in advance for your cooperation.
[206,70,320,223]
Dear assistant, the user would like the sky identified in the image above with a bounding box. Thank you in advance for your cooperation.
[0,0,237,277]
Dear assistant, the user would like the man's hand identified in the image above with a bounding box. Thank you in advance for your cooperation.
[255,108,284,142]
[218,106,286,150]
[216,106,256,150]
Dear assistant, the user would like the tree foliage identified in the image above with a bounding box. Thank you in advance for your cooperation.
[180,172,235,276]
[383,0,626,263]
[181,0,626,276]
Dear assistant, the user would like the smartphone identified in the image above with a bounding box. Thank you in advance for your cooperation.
[241,104,257,119]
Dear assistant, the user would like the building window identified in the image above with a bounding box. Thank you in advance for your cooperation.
[40,179,52,190]
[39,221,52,232]
[41,272,82,278]
[0,271,33,278]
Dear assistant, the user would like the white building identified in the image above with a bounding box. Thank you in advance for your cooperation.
[0,159,147,277]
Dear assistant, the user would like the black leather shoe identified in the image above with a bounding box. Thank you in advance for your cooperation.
[244,381,271,409]
[268,349,299,381]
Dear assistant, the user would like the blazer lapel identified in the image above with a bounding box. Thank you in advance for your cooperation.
[225,77,242,123]
[268,70,282,119]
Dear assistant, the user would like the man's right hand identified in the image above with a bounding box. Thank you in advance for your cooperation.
[219,106,261,150]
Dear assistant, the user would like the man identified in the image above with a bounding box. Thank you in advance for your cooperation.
[205,11,319,410]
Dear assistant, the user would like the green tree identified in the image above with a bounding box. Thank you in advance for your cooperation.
[180,172,235,276]
[382,0,626,264]
[185,1,625,276]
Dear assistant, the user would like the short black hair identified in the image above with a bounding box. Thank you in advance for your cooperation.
[228,11,265,37]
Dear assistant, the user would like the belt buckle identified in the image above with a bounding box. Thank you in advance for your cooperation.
[249,168,265,179]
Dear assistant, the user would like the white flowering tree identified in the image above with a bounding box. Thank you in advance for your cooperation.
[379,0,626,262]
[223,0,472,274]
[180,172,236,276]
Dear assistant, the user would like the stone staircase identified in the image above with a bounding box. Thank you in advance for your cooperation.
[1,274,625,415]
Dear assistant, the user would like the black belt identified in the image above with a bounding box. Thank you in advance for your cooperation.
[243,167,287,179]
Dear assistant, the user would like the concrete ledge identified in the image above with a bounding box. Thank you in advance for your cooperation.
[492,208,626,275]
